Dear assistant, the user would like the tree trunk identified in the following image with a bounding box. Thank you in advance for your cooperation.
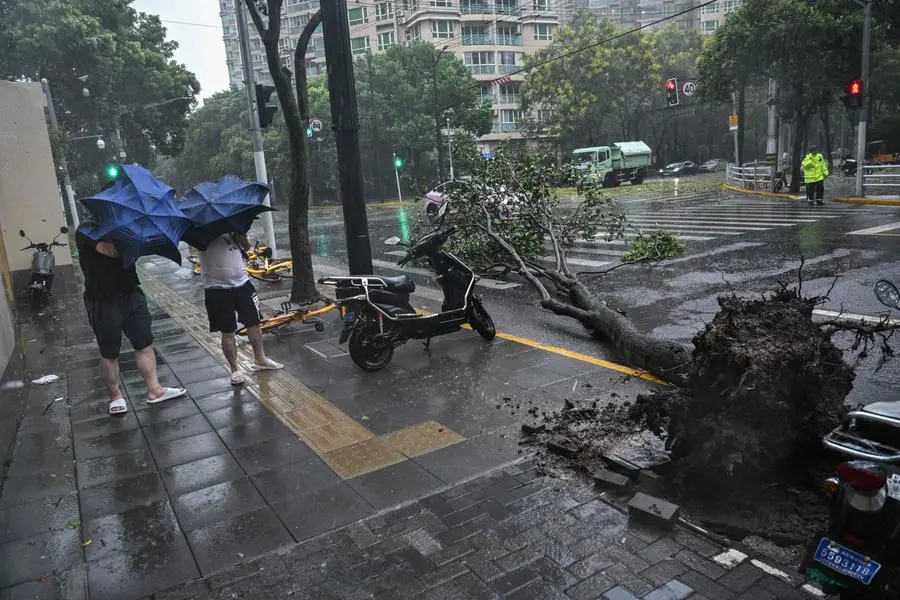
[790,109,807,193]
[821,109,833,170]
[244,0,319,304]
[737,82,746,166]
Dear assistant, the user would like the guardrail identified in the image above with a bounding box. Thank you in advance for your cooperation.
[726,163,776,192]
[863,164,900,197]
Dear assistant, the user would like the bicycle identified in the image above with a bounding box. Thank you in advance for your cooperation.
[187,241,293,282]
[236,299,336,336]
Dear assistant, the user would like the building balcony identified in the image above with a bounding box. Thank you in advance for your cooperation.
[498,94,520,104]
[497,64,518,74]
[462,33,494,45]
[496,34,523,45]
[467,64,496,75]
[495,4,521,15]
[492,123,522,133]
[460,2,493,13]
[478,94,496,104]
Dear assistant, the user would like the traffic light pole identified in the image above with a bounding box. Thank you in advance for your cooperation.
[321,0,372,275]
[855,0,872,198]
[236,1,278,257]
[392,153,402,202]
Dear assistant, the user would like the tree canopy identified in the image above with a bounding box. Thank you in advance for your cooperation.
[0,0,200,197]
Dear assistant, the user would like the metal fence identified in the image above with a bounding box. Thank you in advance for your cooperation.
[863,164,900,197]
[726,163,776,192]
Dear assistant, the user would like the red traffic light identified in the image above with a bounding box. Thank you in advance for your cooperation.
[848,80,862,96]
[665,79,677,91]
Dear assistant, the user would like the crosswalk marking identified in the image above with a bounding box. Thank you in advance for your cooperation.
[847,222,900,235]
[540,256,610,268]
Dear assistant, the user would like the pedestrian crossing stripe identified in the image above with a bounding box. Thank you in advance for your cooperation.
[847,222,900,235]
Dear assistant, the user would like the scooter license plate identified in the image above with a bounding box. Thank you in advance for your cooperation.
[814,538,881,585]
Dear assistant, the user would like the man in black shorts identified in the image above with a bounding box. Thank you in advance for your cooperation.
[198,232,282,385]
[76,223,185,415]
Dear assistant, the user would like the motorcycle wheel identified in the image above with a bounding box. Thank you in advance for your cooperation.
[28,286,43,309]
[467,297,496,340]
[348,323,394,371]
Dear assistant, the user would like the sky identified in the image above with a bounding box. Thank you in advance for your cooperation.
[132,0,230,102]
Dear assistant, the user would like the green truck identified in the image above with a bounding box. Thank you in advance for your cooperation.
[571,141,653,187]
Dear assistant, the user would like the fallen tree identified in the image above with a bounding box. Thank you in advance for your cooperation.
[443,147,900,485]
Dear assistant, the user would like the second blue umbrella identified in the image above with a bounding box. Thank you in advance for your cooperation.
[179,175,273,250]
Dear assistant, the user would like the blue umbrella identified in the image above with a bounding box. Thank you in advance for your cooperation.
[178,175,273,250]
[80,164,191,268]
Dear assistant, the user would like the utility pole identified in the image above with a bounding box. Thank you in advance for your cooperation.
[447,116,454,181]
[321,0,372,274]
[731,89,740,166]
[855,0,872,198]
[236,1,278,257]
[765,78,778,190]
[40,78,80,229]
[392,152,402,202]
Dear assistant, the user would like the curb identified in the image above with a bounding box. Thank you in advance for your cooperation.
[834,196,900,206]
[721,184,803,201]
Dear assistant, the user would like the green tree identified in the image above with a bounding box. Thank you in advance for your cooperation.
[0,0,199,200]
[355,42,492,195]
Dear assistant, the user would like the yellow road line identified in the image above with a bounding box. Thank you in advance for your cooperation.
[721,184,801,201]
[835,197,900,206]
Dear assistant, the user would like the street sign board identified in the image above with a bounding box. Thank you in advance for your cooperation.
[681,79,697,97]
[728,114,738,131]
[310,118,323,133]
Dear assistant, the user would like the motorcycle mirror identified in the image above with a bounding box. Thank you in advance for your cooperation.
[60,226,69,234]
[437,202,448,217]
[18,230,25,238]
[384,236,401,246]
[874,279,900,309]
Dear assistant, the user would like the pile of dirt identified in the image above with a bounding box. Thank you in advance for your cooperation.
[630,288,854,488]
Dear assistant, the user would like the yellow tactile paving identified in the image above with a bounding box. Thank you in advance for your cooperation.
[383,421,465,458]
[138,269,466,478]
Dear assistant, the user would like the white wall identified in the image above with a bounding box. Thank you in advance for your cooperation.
[0,81,72,274]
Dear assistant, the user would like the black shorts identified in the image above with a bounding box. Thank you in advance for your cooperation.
[84,289,154,360]
[204,281,262,333]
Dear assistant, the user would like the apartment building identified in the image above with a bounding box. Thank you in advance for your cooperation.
[696,0,742,33]
[584,0,742,33]
[219,0,576,152]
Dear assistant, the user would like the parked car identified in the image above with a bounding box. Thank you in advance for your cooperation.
[698,158,726,173]
[422,179,521,221]
[659,161,698,177]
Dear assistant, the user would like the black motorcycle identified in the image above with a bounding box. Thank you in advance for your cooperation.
[799,279,900,599]
[318,216,495,371]
[19,227,68,307]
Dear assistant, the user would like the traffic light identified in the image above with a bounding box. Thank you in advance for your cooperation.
[254,84,277,129]
[306,126,313,137]
[842,79,863,109]
[393,155,404,170]
[665,78,679,107]
[103,163,120,181]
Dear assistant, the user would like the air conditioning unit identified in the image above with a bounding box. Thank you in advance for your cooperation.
[396,10,405,17]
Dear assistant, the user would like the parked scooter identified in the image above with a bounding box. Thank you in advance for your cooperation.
[318,204,495,371]
[799,279,900,599]
[19,227,68,307]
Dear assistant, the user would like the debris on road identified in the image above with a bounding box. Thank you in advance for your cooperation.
[31,374,60,385]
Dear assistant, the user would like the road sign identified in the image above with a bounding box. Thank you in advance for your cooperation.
[310,118,323,133]
[728,114,739,131]
[681,79,697,97]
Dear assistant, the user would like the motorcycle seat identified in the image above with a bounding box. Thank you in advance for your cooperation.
[380,275,415,293]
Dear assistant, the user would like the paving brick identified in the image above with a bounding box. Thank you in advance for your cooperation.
[506,579,570,600]
[671,529,722,558]
[719,562,765,592]
[442,498,511,528]
[490,564,541,595]
[436,515,499,547]
[755,575,811,599]
[627,493,680,530]
[673,548,727,580]
[462,548,505,581]
[494,545,542,572]
[393,548,436,574]
[597,563,654,598]
[430,539,477,566]
[452,571,499,600]
[529,556,579,588]
[639,559,690,587]
[638,537,683,564]
[677,569,736,599]
[645,579,693,600]
[568,552,615,580]
[593,469,632,491]
[565,571,615,600]
[417,559,471,589]
[736,587,776,600]
[603,585,640,600]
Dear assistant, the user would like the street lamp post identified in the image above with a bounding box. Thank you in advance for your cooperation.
[447,116,455,181]
[431,46,450,182]
[855,0,872,198]
[40,78,80,229]
[392,153,402,202]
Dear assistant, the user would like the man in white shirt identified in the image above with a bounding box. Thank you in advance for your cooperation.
[199,233,282,384]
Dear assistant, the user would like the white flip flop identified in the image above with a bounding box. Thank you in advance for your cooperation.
[251,358,283,372]
[231,372,245,386]
[147,387,186,405]
[108,398,128,415]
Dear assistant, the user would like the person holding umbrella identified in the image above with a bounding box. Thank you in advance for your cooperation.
[180,175,282,384]
[78,165,192,415]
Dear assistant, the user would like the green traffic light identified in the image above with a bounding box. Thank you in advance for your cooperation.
[104,164,120,180]
[306,127,313,137]
[394,157,404,169]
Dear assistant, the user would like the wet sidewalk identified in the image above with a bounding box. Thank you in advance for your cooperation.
[0,261,827,599]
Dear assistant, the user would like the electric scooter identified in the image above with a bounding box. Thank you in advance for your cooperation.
[318,205,496,371]
[19,227,68,307]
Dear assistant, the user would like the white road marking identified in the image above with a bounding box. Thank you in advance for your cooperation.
[847,222,900,235]
[628,217,802,227]
[540,256,610,268]
[813,309,899,326]
[802,583,826,597]
[750,559,791,582]
[713,549,747,569]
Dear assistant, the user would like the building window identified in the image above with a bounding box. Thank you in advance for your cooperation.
[350,36,371,55]
[700,1,719,14]
[537,108,553,122]
[464,51,494,65]
[375,2,394,20]
[498,82,519,103]
[431,0,452,5]
[724,0,738,13]
[500,109,521,123]
[406,24,421,41]
[348,7,368,24]
[432,20,454,38]
[701,20,717,32]
[377,31,395,51]
[533,0,549,10]
[279,38,292,51]
[220,0,232,9]
[533,23,553,40]
[252,53,265,64]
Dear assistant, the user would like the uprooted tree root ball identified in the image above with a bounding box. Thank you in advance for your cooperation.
[629,287,854,487]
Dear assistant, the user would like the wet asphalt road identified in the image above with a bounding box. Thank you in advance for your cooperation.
[251,178,900,407]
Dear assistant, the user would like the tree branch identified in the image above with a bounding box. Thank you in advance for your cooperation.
[242,0,267,39]
[294,10,322,120]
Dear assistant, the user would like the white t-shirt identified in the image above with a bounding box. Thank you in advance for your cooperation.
[199,234,250,289]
